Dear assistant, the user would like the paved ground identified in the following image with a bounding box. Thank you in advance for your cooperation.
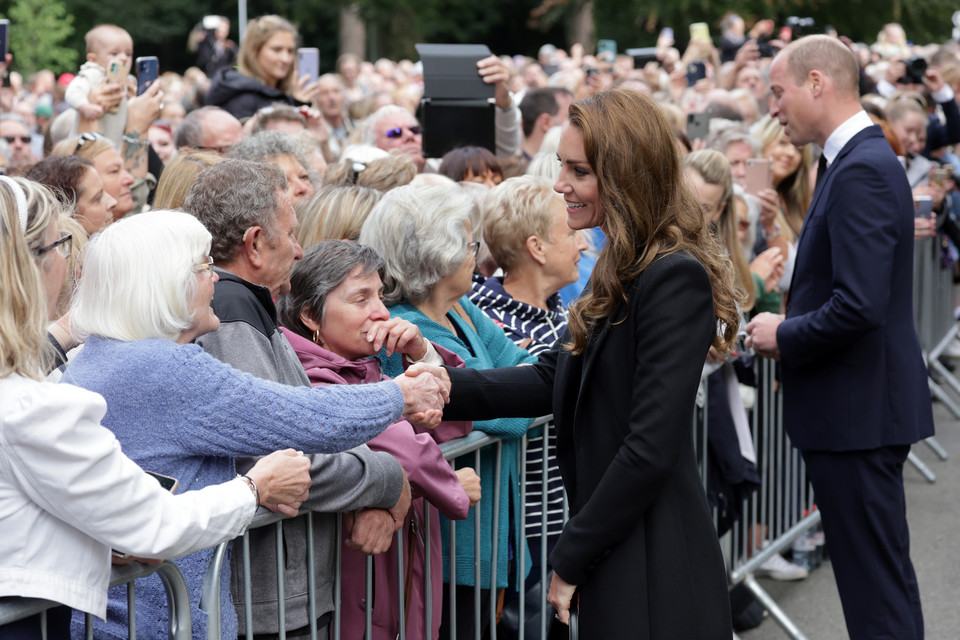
[738,401,960,639]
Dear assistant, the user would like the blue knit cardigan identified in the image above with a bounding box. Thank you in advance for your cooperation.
[383,296,536,589]
[62,336,403,640]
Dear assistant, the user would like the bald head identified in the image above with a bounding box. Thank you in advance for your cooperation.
[780,35,860,100]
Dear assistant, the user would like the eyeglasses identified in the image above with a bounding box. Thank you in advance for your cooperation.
[465,241,480,258]
[384,125,422,139]
[3,135,31,145]
[194,144,233,155]
[350,161,367,184]
[193,257,215,273]
[36,234,72,259]
[74,132,98,152]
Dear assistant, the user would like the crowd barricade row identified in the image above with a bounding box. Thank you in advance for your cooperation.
[8,232,953,640]
[912,235,953,481]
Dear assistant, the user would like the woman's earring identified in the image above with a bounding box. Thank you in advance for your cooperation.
[313,329,322,345]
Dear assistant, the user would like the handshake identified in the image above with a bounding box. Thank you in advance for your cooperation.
[393,363,453,429]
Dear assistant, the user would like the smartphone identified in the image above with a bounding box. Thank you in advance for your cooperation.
[914,195,933,219]
[660,27,674,42]
[136,56,159,96]
[931,165,953,186]
[0,19,9,61]
[689,22,710,43]
[145,470,179,493]
[202,15,221,31]
[105,59,126,85]
[686,111,710,141]
[297,48,320,85]
[744,158,773,196]
[597,39,617,62]
[686,61,707,87]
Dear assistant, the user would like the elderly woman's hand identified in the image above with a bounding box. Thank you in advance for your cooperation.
[455,467,482,507]
[368,317,428,359]
[394,370,448,429]
[245,448,311,516]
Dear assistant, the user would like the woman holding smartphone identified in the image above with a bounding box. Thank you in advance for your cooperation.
[205,15,319,120]
[415,89,740,637]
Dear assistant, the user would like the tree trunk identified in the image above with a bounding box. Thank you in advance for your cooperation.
[338,4,366,60]
[569,0,595,52]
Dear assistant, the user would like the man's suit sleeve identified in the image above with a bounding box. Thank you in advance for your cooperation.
[778,157,904,366]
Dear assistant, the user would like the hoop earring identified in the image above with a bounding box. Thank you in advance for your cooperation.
[313,329,322,345]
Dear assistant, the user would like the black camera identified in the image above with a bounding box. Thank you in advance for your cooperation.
[785,16,816,39]
[899,56,928,85]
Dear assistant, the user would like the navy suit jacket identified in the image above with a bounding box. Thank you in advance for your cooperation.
[777,124,934,452]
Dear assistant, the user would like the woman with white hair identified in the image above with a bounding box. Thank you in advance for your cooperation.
[61,210,443,640]
[359,184,536,637]
[0,177,310,639]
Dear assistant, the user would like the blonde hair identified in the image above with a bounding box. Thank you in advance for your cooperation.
[322,152,417,192]
[238,15,299,92]
[751,114,813,239]
[55,214,89,318]
[153,152,224,209]
[0,178,61,378]
[296,185,383,247]
[684,150,755,312]
[482,176,563,272]
[50,134,116,163]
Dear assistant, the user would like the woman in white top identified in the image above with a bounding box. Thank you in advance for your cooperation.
[0,176,311,638]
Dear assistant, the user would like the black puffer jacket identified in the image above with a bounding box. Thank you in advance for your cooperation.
[204,68,304,120]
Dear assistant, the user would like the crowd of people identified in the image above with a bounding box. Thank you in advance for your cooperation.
[0,11,952,640]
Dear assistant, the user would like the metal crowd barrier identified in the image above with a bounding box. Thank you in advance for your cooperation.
[912,234,956,480]
[0,560,192,640]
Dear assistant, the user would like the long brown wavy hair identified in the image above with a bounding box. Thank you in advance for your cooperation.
[565,89,741,355]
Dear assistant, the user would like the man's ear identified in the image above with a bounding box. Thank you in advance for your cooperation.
[242,226,266,269]
[537,112,553,134]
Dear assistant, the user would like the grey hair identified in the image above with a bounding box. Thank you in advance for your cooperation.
[359,184,473,305]
[706,124,759,156]
[181,159,287,264]
[175,106,220,148]
[228,130,312,173]
[356,105,419,146]
[277,240,385,339]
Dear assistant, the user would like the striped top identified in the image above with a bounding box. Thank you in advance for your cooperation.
[469,275,567,538]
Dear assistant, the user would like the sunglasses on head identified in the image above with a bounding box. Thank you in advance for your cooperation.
[384,125,422,139]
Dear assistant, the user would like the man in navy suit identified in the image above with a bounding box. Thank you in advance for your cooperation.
[746,35,934,639]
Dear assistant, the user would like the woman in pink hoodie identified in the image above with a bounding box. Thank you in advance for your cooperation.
[278,239,481,639]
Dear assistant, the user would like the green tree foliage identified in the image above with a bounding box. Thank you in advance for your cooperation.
[5,0,78,75]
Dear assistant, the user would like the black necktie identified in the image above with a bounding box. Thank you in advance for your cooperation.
[815,153,828,189]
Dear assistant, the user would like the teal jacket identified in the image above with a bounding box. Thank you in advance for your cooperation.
[383,296,536,589]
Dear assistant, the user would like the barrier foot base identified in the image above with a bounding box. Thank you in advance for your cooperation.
[928,378,960,419]
[742,573,809,640]
[923,436,949,460]
[930,358,960,399]
[907,450,936,484]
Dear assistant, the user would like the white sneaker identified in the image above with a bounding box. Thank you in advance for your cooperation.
[755,552,809,581]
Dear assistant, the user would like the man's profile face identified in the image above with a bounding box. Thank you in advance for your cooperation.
[258,191,304,297]
[768,56,815,146]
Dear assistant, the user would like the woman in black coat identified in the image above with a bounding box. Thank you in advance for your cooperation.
[418,88,740,638]
[204,15,317,120]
